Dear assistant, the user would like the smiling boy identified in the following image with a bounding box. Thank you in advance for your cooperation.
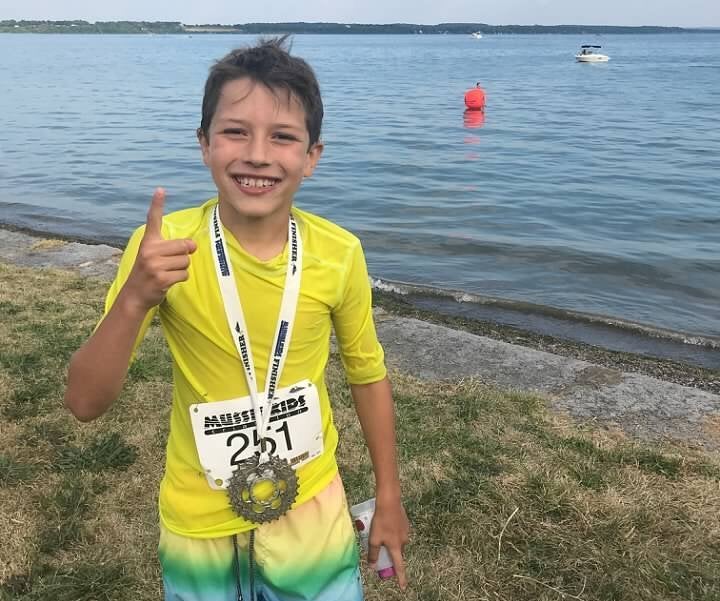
[65,37,409,600]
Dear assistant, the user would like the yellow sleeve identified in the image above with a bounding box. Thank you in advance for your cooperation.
[100,225,158,362]
[331,241,387,384]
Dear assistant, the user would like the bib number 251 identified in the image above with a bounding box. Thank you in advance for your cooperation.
[227,421,292,466]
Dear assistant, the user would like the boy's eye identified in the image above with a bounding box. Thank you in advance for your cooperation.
[273,132,299,142]
[222,128,248,137]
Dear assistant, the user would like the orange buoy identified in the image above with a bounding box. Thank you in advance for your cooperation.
[464,83,485,111]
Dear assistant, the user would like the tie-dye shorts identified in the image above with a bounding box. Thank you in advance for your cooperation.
[159,474,363,601]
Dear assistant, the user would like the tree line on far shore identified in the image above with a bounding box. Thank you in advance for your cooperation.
[0,20,702,35]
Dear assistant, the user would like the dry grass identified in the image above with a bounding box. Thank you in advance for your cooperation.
[1,262,719,601]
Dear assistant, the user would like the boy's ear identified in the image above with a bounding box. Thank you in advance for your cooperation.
[197,128,210,167]
[303,142,324,178]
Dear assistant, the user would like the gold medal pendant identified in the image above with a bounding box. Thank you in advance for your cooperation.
[227,452,298,523]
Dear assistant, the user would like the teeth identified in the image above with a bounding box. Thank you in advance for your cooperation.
[237,177,276,188]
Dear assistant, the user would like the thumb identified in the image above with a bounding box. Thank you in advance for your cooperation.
[144,187,166,240]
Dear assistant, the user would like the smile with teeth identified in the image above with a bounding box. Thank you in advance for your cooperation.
[233,176,279,188]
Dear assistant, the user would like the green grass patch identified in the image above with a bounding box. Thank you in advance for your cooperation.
[608,447,682,478]
[22,419,71,448]
[0,454,36,486]
[0,350,46,376]
[5,381,59,420]
[16,320,87,362]
[1,560,134,601]
[54,432,138,472]
[36,474,99,553]
[0,300,23,316]
[32,300,67,313]
[127,332,173,382]
[531,429,686,480]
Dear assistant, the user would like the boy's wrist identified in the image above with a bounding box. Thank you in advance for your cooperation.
[375,481,402,505]
[116,288,153,320]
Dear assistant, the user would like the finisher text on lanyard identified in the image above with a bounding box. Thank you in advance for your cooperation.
[208,204,301,523]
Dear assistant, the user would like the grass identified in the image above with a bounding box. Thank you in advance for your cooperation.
[54,432,138,473]
[36,474,99,553]
[1,261,719,600]
[0,455,36,486]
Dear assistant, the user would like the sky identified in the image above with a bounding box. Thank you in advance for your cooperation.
[2,0,718,28]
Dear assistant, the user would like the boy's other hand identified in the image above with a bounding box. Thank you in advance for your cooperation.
[368,498,410,590]
[122,188,197,312]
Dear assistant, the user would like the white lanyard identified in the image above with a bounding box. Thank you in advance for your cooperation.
[209,204,302,460]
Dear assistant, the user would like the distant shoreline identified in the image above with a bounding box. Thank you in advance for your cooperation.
[1,20,718,35]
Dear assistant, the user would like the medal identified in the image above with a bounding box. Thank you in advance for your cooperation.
[209,205,303,523]
[227,451,298,523]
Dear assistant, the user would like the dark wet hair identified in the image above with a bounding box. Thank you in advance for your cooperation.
[199,35,323,148]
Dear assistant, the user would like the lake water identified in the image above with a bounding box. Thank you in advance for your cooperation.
[1,32,719,349]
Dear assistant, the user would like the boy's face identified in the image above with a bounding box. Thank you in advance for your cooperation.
[199,78,323,226]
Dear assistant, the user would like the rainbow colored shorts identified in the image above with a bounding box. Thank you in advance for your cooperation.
[159,475,363,601]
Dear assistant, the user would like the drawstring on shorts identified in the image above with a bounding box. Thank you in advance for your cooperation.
[233,530,258,601]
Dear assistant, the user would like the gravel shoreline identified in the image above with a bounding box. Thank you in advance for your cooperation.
[373,290,720,396]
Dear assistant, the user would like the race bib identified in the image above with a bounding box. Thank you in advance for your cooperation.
[190,380,323,490]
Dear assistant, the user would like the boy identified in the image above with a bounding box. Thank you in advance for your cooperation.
[65,37,409,601]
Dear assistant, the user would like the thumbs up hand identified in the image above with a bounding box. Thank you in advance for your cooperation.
[122,188,197,312]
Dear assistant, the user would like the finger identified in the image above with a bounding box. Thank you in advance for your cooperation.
[388,547,408,590]
[184,238,197,254]
[148,239,197,257]
[157,269,191,291]
[367,543,380,568]
[144,187,166,240]
[156,254,192,272]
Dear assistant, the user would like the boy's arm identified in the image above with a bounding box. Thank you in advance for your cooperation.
[65,188,196,421]
[65,291,154,421]
[351,376,410,590]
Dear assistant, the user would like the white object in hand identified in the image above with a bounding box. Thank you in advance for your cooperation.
[350,497,396,579]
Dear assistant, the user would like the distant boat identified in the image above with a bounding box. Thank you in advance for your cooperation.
[471,32,483,39]
[576,44,609,62]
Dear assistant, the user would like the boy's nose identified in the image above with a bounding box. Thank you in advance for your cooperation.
[245,137,271,166]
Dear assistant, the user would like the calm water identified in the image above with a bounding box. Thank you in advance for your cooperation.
[1,33,719,340]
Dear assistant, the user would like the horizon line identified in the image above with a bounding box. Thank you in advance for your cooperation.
[2,19,718,29]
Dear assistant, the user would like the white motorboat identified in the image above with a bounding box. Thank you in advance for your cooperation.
[575,45,609,62]
[471,32,483,39]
